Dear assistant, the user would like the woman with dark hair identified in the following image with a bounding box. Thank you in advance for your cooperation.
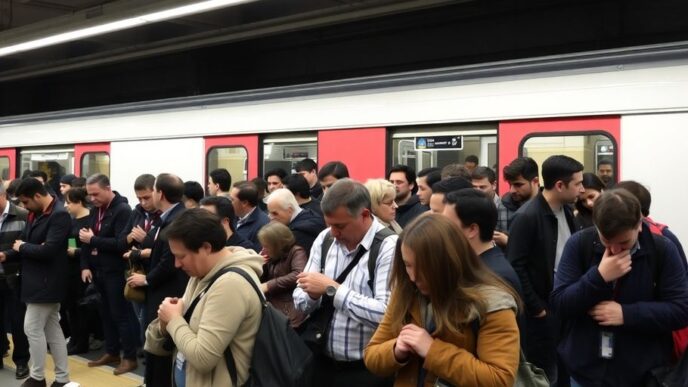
[63,187,93,354]
[258,222,307,328]
[364,214,521,387]
[574,173,606,230]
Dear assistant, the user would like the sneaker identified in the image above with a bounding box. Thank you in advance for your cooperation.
[20,377,46,387]
[16,364,30,379]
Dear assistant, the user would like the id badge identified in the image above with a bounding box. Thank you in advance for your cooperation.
[175,351,186,370]
[91,248,98,256]
[600,331,614,359]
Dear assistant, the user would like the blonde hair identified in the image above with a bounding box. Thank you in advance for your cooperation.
[258,221,296,258]
[364,179,396,216]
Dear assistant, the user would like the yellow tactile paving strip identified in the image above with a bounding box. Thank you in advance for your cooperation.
[3,349,144,387]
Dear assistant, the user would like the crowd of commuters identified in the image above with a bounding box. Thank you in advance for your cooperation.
[0,153,685,387]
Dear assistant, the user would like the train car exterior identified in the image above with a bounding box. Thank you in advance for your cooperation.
[1,44,687,244]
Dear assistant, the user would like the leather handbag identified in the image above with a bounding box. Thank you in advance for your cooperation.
[124,261,146,303]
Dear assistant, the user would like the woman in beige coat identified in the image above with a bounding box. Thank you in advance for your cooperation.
[144,209,264,387]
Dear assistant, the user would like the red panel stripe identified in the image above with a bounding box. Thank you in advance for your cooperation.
[318,127,387,183]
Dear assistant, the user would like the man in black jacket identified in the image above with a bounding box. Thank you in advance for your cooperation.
[0,181,30,379]
[389,165,426,228]
[267,188,326,253]
[80,174,139,375]
[1,178,71,387]
[507,155,584,384]
[127,173,188,387]
[199,196,253,249]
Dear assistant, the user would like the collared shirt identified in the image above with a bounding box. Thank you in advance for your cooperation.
[237,207,256,228]
[160,202,180,224]
[293,218,398,361]
[290,207,302,223]
[0,202,9,230]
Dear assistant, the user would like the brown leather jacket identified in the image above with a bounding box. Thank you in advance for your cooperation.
[261,244,307,328]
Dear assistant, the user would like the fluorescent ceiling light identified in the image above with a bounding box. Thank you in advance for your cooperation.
[0,0,256,58]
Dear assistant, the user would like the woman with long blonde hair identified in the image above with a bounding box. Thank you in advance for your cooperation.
[364,214,520,386]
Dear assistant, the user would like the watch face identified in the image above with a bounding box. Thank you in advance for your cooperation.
[326,286,336,297]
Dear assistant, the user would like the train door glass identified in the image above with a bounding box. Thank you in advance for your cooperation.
[521,134,616,181]
[207,146,248,183]
[391,125,498,172]
[0,157,8,180]
[81,152,110,177]
[262,136,317,176]
[19,148,74,186]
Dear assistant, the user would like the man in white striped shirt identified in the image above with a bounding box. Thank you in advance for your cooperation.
[294,178,397,387]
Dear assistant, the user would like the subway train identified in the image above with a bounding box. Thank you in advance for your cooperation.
[1,42,687,245]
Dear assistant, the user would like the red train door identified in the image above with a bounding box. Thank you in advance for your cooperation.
[0,148,17,180]
[204,135,259,185]
[318,127,387,182]
[497,116,621,196]
[75,143,111,177]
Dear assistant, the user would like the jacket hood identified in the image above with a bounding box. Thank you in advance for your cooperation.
[466,285,518,322]
[291,209,326,234]
[201,247,264,286]
[111,191,129,206]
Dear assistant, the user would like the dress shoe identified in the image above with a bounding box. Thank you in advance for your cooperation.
[16,364,30,379]
[20,377,46,387]
[113,358,137,375]
[87,353,121,367]
[49,381,70,387]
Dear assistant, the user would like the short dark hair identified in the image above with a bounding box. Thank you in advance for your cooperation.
[284,173,311,199]
[250,177,267,197]
[593,188,642,239]
[440,163,471,180]
[134,174,156,191]
[164,208,226,253]
[264,168,288,182]
[295,158,318,173]
[71,177,86,188]
[418,169,441,191]
[614,180,651,217]
[209,168,231,192]
[464,155,479,164]
[86,173,110,188]
[200,196,237,232]
[318,161,349,181]
[183,181,205,204]
[389,164,417,193]
[155,173,184,204]
[6,179,21,197]
[542,155,584,190]
[445,188,496,242]
[234,182,259,207]
[29,170,48,182]
[431,177,472,194]
[16,177,48,198]
[65,187,89,207]
[503,157,539,182]
[471,166,496,184]
[598,159,613,167]
[321,178,371,217]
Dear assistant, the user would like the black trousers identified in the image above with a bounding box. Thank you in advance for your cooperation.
[312,352,393,387]
[525,311,571,387]
[94,269,140,360]
[145,352,172,387]
[0,275,29,366]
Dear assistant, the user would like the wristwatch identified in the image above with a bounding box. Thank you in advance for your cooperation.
[326,285,337,297]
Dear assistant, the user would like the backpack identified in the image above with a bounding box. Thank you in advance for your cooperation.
[319,227,396,293]
[184,267,313,387]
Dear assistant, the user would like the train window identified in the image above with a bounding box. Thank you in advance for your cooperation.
[19,148,74,186]
[262,136,317,176]
[0,157,8,180]
[521,134,616,181]
[81,152,110,177]
[391,125,498,172]
[207,146,248,183]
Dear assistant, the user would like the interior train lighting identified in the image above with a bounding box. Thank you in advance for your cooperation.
[0,0,258,58]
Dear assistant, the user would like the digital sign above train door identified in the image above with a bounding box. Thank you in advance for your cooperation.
[414,136,463,150]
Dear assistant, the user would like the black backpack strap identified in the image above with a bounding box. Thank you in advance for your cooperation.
[218,267,265,387]
[367,228,396,293]
[647,232,667,298]
[320,231,334,274]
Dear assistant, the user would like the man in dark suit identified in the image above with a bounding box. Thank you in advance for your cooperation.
[1,178,71,386]
[0,181,30,379]
[230,181,269,252]
[80,174,139,375]
[127,173,188,387]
